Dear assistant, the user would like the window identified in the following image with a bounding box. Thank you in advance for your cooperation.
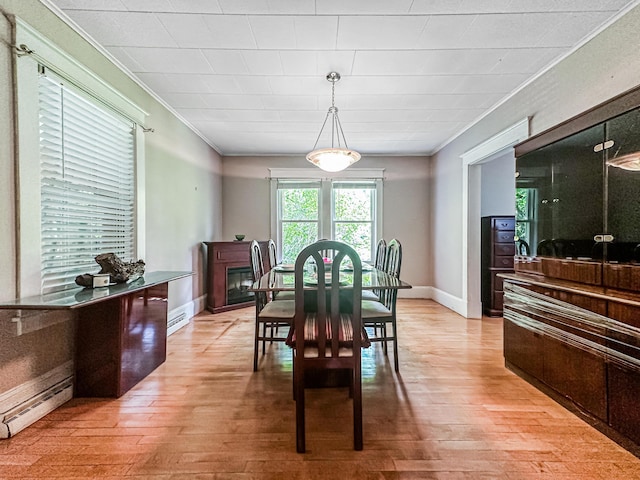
[278,182,320,263]
[273,173,382,263]
[14,20,148,296]
[332,182,376,261]
[38,69,136,293]
[516,187,536,253]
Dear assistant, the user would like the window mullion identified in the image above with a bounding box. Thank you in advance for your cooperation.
[321,179,331,240]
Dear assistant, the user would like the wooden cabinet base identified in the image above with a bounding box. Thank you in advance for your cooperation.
[608,364,640,446]
[203,241,269,313]
[75,283,168,397]
[502,275,640,456]
[506,360,640,458]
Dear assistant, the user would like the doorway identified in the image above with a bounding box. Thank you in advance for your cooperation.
[461,119,529,318]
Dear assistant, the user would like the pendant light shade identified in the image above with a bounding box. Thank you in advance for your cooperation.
[306,72,361,172]
[306,148,361,172]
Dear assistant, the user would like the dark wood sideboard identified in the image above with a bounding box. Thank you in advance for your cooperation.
[502,272,640,452]
[481,216,515,316]
[505,83,640,454]
[0,271,191,398]
[203,241,269,313]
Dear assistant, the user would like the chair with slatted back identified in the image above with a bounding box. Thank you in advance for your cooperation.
[362,239,386,301]
[362,238,402,372]
[267,238,295,301]
[287,240,368,453]
[267,239,278,270]
[250,240,294,371]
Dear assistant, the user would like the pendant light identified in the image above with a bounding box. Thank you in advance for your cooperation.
[306,72,361,172]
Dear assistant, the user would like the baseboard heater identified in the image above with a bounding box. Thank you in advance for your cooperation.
[1,375,73,439]
[168,301,196,336]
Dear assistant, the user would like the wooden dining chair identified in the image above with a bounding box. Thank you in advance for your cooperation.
[362,238,402,372]
[287,240,368,453]
[250,240,294,371]
[266,238,294,301]
[267,238,278,269]
[362,238,386,301]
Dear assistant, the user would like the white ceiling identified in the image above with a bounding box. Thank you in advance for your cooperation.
[43,0,638,157]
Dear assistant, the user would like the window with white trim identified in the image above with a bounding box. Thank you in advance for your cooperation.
[38,68,135,293]
[332,181,376,261]
[274,177,381,263]
[277,181,321,263]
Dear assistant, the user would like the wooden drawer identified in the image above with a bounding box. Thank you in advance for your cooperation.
[493,255,514,268]
[604,263,640,291]
[514,256,542,274]
[503,318,544,379]
[540,258,601,285]
[492,217,515,231]
[543,335,607,421]
[494,230,515,243]
[494,243,515,256]
[213,242,250,263]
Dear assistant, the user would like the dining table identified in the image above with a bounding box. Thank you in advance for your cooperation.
[249,261,411,386]
[249,262,412,296]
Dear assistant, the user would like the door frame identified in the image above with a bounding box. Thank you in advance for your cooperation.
[460,118,529,318]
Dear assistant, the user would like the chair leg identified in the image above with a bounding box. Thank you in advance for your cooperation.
[353,365,363,451]
[292,350,296,401]
[262,322,268,355]
[348,368,354,399]
[295,360,306,453]
[382,323,388,355]
[253,318,260,372]
[392,318,399,372]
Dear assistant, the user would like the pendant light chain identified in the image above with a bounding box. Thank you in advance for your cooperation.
[331,76,335,110]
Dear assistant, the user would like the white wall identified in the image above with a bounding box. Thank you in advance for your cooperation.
[480,152,516,218]
[221,155,431,292]
[430,5,640,313]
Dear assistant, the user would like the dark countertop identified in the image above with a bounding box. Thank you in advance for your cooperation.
[0,271,192,310]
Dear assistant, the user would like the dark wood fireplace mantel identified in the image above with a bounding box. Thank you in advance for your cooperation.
[203,241,269,313]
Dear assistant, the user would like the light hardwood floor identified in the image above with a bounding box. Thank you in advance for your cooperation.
[2,299,640,479]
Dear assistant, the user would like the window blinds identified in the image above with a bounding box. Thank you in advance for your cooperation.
[38,70,135,293]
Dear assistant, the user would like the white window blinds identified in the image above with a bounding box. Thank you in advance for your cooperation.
[38,69,136,293]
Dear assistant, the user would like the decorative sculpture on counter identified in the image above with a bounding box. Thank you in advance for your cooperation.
[75,253,146,288]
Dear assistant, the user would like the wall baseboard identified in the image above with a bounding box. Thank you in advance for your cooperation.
[399,286,480,319]
[430,287,468,317]
[397,286,431,299]
[0,362,73,439]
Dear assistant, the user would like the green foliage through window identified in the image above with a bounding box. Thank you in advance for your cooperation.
[277,181,377,264]
[279,186,319,263]
[281,188,318,220]
[333,186,374,261]
[515,187,533,245]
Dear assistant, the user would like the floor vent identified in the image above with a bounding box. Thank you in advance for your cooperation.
[1,376,73,439]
